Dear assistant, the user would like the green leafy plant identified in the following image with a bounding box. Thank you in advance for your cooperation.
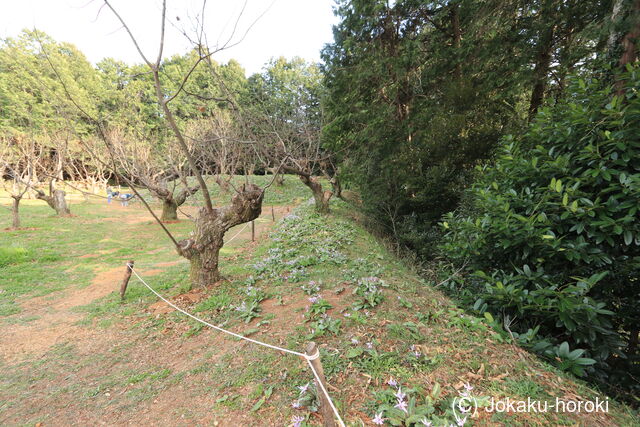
[301,280,321,295]
[533,341,596,377]
[371,383,449,426]
[291,382,319,413]
[353,276,387,310]
[235,300,262,323]
[439,70,640,396]
[306,298,332,318]
[306,314,342,339]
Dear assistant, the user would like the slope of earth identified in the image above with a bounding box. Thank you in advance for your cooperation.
[0,196,637,426]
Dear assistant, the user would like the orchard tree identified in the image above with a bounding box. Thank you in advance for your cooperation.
[97,127,200,221]
[95,0,266,287]
[32,133,72,216]
[248,57,335,213]
[186,111,252,194]
[0,135,37,229]
[0,29,104,216]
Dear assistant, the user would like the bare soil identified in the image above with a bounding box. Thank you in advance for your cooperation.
[0,266,123,363]
[0,205,293,426]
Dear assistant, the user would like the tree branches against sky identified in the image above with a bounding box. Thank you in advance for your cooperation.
[0,0,338,75]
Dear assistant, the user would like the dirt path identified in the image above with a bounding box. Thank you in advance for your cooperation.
[0,266,123,363]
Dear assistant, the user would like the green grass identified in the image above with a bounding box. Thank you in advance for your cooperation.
[0,174,314,318]
[127,368,172,385]
[0,204,190,319]
[0,247,31,267]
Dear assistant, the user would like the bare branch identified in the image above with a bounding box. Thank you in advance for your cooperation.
[156,0,167,67]
[103,0,153,67]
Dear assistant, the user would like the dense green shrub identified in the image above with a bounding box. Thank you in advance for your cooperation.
[440,68,640,399]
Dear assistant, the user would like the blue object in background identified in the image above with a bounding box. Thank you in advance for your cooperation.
[120,193,134,206]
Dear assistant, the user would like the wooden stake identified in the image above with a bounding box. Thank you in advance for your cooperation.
[120,260,134,300]
[271,205,275,222]
[251,220,255,242]
[305,342,336,427]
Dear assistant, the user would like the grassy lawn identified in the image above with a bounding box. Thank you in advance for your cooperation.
[0,180,637,426]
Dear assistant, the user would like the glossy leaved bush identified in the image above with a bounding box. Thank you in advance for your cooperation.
[439,68,640,400]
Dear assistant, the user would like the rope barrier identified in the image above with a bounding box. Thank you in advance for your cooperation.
[127,265,345,427]
[224,222,250,245]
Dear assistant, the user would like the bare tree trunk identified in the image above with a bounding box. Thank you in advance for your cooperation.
[11,197,21,229]
[36,189,71,216]
[300,175,333,214]
[161,199,179,221]
[177,184,263,288]
[330,176,343,200]
[616,0,640,95]
[52,189,71,216]
[182,209,225,285]
[156,185,198,222]
[529,24,556,121]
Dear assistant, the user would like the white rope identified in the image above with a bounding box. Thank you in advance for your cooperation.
[127,265,345,427]
[224,222,250,244]
[129,266,304,357]
[306,350,320,361]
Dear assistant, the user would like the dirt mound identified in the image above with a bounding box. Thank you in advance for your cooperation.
[147,289,207,315]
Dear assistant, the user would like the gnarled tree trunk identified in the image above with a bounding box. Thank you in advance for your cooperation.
[300,175,333,214]
[161,199,179,221]
[159,185,199,221]
[177,184,263,288]
[36,189,71,216]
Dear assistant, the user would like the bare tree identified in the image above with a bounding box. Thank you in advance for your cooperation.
[0,136,37,229]
[32,134,72,216]
[186,112,245,194]
[100,127,199,221]
[246,58,337,213]
[67,145,113,199]
[251,101,335,213]
[33,181,71,216]
[97,0,267,287]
